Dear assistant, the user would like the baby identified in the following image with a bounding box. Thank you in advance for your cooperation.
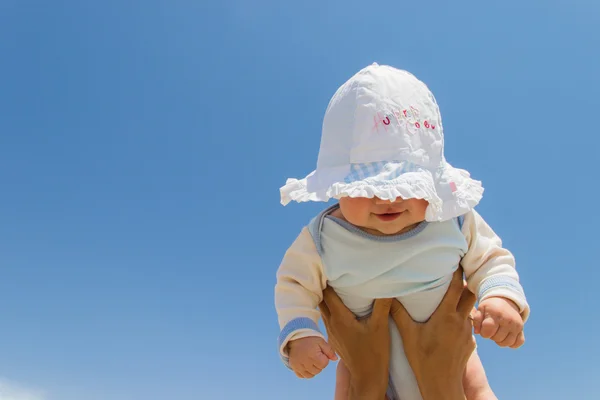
[274,63,529,400]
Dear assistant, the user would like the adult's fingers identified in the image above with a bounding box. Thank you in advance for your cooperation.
[390,299,413,332]
[439,267,465,314]
[318,300,332,338]
[371,298,393,324]
[457,287,476,319]
[318,299,331,320]
[322,286,356,321]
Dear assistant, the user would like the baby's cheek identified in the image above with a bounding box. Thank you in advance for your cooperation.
[407,199,429,218]
[339,202,370,226]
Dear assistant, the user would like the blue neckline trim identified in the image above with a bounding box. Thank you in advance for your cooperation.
[325,215,428,242]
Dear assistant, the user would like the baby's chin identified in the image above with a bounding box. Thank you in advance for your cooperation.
[378,228,407,236]
[370,225,410,236]
[374,221,423,236]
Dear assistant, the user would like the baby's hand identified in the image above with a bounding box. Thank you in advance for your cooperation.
[288,336,338,379]
[473,297,525,349]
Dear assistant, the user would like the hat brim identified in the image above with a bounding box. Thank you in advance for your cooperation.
[280,161,483,222]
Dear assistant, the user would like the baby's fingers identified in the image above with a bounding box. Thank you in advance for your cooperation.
[510,331,525,349]
[300,371,316,379]
[295,364,321,379]
[313,351,331,369]
[295,370,313,379]
[479,316,499,339]
[494,318,523,346]
[491,322,511,344]
[319,341,338,361]
[305,364,322,376]
[497,331,517,347]
[471,309,484,335]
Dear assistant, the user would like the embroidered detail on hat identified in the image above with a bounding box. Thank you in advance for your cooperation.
[372,106,436,134]
[372,113,390,132]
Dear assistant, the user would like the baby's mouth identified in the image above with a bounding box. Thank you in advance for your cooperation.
[374,212,403,222]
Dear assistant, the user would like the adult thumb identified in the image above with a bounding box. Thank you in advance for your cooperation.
[320,341,339,361]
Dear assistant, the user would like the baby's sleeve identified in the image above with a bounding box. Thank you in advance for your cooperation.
[275,226,327,366]
[461,209,530,322]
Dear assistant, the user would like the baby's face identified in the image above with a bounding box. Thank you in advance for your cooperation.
[337,196,428,236]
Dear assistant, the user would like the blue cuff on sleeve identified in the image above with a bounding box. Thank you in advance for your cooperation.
[278,317,321,369]
[478,276,528,315]
[478,276,525,300]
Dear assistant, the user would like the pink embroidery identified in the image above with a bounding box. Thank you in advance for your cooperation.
[380,113,388,131]
[372,113,388,133]
[372,115,381,132]
[372,105,436,133]
[449,182,457,192]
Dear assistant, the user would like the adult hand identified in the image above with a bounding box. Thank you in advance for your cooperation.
[390,267,477,400]
[319,287,392,400]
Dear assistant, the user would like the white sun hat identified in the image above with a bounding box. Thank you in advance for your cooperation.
[280,63,483,222]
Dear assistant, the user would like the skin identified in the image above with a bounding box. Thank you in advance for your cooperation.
[333,349,496,400]
[321,268,482,400]
[335,195,429,236]
[319,285,393,400]
[288,335,337,379]
[473,297,525,348]
[389,268,482,400]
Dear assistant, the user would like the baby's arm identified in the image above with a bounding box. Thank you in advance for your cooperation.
[461,210,529,347]
[275,227,337,377]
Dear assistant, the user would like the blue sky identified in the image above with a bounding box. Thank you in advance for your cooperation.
[0,1,598,399]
